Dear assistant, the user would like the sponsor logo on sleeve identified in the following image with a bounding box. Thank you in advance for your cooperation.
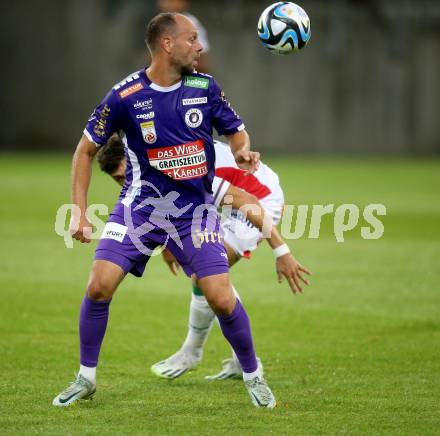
[101,222,128,242]
[136,111,155,120]
[184,108,203,128]
[119,82,144,99]
[182,97,208,106]
[184,76,209,89]
[93,104,111,138]
[140,121,157,144]
[147,139,208,180]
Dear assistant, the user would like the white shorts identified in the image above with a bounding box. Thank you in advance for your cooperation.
[218,183,284,257]
[220,209,262,257]
[213,165,285,257]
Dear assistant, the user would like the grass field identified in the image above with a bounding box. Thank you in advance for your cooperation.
[1,154,439,435]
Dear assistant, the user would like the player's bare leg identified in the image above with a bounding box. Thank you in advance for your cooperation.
[53,260,125,407]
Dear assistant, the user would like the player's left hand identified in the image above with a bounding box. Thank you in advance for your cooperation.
[162,248,180,276]
[276,254,312,295]
[234,150,260,175]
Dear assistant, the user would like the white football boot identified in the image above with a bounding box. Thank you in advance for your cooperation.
[244,375,276,409]
[151,349,202,379]
[53,374,96,407]
[205,357,263,381]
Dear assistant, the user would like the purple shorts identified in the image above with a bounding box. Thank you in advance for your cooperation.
[95,202,229,279]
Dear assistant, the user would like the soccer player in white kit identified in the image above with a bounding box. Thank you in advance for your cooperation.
[98,137,311,380]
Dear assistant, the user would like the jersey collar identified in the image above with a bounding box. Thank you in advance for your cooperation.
[142,68,182,93]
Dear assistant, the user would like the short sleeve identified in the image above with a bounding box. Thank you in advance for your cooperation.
[84,90,122,147]
[210,78,245,137]
[212,176,231,207]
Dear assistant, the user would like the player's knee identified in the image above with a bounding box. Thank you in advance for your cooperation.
[207,293,235,316]
[87,277,114,301]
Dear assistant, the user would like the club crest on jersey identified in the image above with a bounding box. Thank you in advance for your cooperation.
[185,108,203,128]
[140,121,157,144]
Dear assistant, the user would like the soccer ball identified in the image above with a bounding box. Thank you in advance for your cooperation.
[257,2,311,54]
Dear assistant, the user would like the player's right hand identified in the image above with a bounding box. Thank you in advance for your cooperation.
[234,150,260,175]
[70,215,93,243]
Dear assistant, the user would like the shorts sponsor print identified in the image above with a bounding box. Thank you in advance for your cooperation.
[101,222,128,243]
[147,140,208,180]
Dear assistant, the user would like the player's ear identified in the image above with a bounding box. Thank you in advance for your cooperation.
[162,35,174,54]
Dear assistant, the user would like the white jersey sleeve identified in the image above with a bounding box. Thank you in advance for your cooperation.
[213,141,285,224]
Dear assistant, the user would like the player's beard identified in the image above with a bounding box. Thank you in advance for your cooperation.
[175,59,194,76]
[171,54,195,76]
[180,63,195,75]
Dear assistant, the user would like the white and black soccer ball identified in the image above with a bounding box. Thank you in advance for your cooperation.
[257,2,311,54]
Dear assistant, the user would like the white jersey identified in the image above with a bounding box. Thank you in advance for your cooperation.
[211,141,284,256]
[212,141,284,224]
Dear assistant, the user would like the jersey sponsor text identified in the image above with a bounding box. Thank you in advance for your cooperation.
[147,140,208,180]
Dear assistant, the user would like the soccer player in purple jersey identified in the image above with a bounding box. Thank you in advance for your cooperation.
[98,136,312,380]
[53,12,276,408]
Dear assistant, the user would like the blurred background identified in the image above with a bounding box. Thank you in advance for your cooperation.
[1,2,440,432]
[2,0,440,154]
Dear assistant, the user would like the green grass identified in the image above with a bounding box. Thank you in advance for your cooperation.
[0,154,439,435]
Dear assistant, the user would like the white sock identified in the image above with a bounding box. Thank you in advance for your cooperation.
[79,364,96,385]
[181,293,215,357]
[242,367,262,381]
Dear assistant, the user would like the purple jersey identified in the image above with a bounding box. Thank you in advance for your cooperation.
[84,69,244,217]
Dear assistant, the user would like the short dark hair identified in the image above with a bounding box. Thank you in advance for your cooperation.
[97,134,125,175]
[145,12,178,52]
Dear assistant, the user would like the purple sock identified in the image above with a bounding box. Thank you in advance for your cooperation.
[79,295,111,367]
[217,299,258,373]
